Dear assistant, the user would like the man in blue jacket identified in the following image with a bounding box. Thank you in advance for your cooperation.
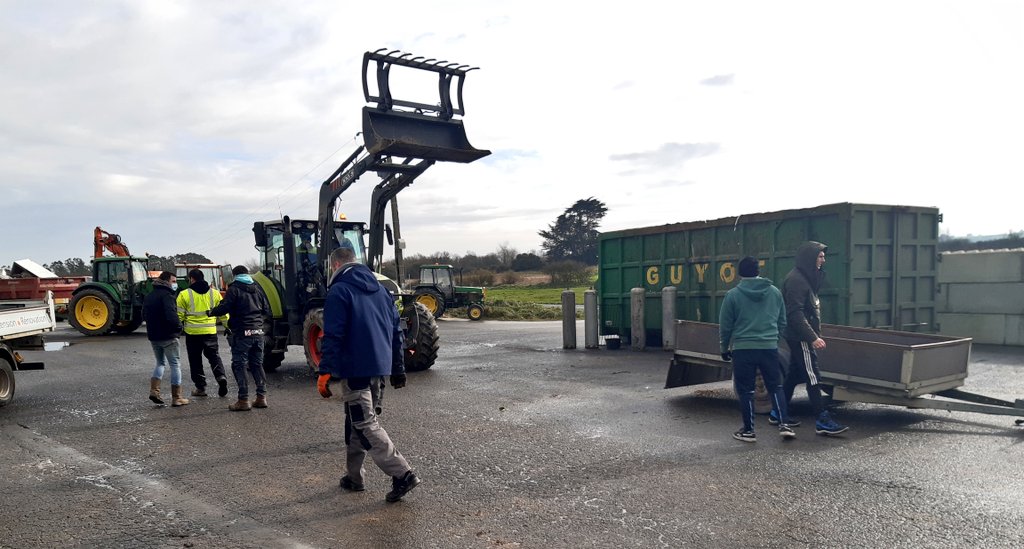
[317,246,420,503]
[720,256,794,442]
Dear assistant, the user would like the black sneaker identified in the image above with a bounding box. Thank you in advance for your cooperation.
[768,409,801,427]
[385,471,421,502]
[733,429,756,443]
[778,424,796,439]
[339,476,365,492]
[217,377,228,398]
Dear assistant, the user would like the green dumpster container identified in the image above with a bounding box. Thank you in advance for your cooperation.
[598,203,941,345]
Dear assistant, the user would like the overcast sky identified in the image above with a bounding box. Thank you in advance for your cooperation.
[2,1,1022,268]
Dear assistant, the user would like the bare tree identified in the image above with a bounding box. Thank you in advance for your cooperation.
[496,242,518,269]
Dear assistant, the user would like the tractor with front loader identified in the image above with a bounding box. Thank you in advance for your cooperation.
[252,49,490,373]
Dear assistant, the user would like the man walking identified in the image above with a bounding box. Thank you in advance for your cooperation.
[720,256,794,442]
[207,265,271,411]
[143,271,189,407]
[177,269,229,398]
[781,241,849,435]
[317,246,420,503]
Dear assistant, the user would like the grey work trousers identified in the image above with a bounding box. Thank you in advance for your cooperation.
[342,376,410,483]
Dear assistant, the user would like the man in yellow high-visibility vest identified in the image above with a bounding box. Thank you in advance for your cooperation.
[177,269,230,397]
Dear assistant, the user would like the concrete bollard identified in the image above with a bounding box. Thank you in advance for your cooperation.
[662,286,677,350]
[584,289,598,349]
[630,287,645,350]
[562,289,576,349]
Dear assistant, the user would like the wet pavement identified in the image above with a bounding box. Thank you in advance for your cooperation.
[2,321,1023,548]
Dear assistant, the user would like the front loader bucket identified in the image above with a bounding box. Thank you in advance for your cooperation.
[362,107,490,163]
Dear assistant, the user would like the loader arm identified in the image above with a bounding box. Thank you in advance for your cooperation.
[315,49,490,274]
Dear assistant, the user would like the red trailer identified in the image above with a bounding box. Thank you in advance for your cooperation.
[0,260,86,320]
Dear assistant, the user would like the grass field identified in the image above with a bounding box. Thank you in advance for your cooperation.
[484,285,592,304]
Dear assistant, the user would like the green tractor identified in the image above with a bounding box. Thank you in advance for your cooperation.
[250,49,489,374]
[413,264,485,320]
[68,256,154,336]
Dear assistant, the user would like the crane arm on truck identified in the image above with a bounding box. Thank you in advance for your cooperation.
[94,227,131,258]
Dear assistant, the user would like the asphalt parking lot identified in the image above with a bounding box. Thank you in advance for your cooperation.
[2,320,1023,548]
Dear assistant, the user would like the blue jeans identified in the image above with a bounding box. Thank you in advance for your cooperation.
[150,339,182,386]
[229,334,266,400]
[732,348,790,432]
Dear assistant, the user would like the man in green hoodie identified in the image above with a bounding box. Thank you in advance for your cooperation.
[720,256,795,442]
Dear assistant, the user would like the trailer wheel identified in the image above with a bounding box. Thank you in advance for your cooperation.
[69,289,118,336]
[0,356,14,407]
[467,304,484,321]
[302,308,325,375]
[262,337,285,372]
[414,289,446,318]
[403,302,439,372]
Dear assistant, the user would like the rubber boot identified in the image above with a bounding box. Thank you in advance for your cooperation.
[171,385,190,407]
[253,394,268,408]
[228,399,251,411]
[149,378,164,405]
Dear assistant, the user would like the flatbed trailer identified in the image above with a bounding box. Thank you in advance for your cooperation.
[667,320,1024,423]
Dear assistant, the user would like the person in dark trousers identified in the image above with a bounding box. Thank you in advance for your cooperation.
[781,241,849,435]
[143,271,189,407]
[177,269,229,398]
[720,256,795,442]
[207,265,271,411]
[317,246,420,503]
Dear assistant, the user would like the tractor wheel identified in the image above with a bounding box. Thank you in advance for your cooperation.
[413,289,446,319]
[112,309,144,334]
[69,289,118,336]
[0,356,14,408]
[402,302,439,372]
[302,308,325,375]
[467,304,484,321]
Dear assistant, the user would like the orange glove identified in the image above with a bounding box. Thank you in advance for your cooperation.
[317,374,333,398]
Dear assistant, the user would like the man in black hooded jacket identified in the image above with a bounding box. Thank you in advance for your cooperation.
[780,241,849,436]
[208,265,271,411]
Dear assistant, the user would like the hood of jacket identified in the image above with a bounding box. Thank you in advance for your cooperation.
[736,277,774,301]
[230,277,259,295]
[794,241,827,292]
[189,279,211,294]
[329,262,381,294]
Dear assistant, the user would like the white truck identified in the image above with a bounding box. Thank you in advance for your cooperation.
[0,291,56,407]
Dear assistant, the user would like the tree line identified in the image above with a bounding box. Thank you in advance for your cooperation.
[7,197,609,282]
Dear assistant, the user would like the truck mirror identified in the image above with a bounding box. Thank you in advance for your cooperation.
[253,222,267,245]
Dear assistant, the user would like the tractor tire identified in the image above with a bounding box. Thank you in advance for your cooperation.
[262,335,285,372]
[413,289,446,319]
[69,289,118,336]
[0,355,14,408]
[112,309,144,334]
[403,302,439,372]
[467,304,484,321]
[302,308,325,375]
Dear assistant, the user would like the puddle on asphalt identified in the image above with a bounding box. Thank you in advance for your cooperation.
[44,341,70,351]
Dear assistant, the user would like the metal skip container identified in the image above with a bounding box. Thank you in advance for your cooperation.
[599,202,942,346]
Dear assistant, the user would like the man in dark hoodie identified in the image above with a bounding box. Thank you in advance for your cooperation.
[207,265,271,411]
[316,246,420,503]
[177,269,229,398]
[720,256,794,442]
[143,271,189,407]
[780,241,849,435]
